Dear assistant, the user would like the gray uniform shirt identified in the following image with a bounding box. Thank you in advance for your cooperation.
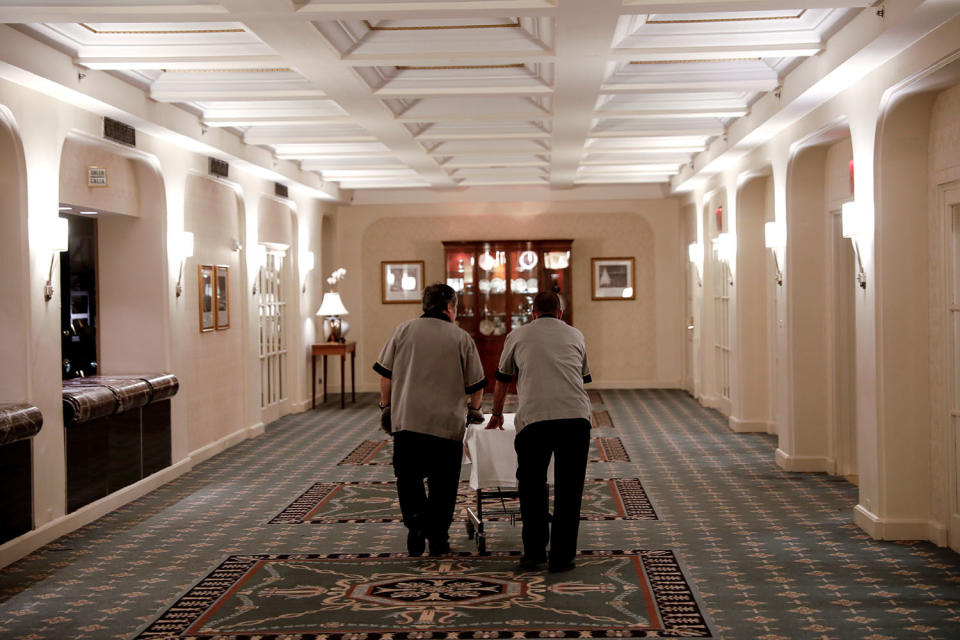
[496,316,592,432]
[374,314,486,441]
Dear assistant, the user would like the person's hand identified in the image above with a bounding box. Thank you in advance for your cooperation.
[379,404,392,435]
[486,413,504,430]
[466,406,484,425]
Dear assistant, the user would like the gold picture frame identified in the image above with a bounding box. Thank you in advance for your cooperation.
[198,264,215,332]
[215,265,230,330]
[381,260,424,304]
[591,257,636,301]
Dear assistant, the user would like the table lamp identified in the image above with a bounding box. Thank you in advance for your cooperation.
[316,292,349,342]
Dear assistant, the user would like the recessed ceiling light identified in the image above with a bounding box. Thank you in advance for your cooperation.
[79,211,98,215]
[58,206,72,211]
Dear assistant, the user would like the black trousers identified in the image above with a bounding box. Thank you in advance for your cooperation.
[392,430,463,545]
[514,418,591,565]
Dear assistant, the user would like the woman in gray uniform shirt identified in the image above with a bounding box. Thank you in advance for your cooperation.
[374,283,486,557]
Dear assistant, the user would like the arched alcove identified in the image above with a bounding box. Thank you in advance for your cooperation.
[0,106,29,403]
[732,172,772,432]
[58,133,169,376]
[781,123,854,474]
[872,55,960,547]
[182,174,245,453]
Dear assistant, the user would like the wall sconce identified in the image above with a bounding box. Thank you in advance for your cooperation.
[300,251,315,293]
[841,201,867,289]
[44,217,69,302]
[764,221,786,286]
[251,244,268,296]
[715,232,736,286]
[175,231,194,298]
[687,242,703,286]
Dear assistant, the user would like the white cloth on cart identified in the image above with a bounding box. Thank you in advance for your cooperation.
[463,414,554,490]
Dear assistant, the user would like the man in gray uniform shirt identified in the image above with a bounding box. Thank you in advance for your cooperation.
[374,283,486,557]
[487,291,592,572]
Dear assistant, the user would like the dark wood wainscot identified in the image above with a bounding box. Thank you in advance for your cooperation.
[0,404,43,544]
[62,374,178,513]
[443,240,573,388]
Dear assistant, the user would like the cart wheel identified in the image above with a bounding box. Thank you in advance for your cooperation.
[465,517,476,539]
[476,533,487,554]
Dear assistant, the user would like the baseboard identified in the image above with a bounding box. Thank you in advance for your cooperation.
[775,448,831,472]
[292,399,311,412]
[188,424,255,466]
[0,458,191,569]
[247,422,265,437]
[728,416,770,433]
[699,395,731,416]
[591,380,685,389]
[854,504,947,545]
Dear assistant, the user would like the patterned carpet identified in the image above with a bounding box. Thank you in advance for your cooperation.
[0,389,958,640]
[338,436,630,465]
[134,550,711,639]
[270,477,658,524]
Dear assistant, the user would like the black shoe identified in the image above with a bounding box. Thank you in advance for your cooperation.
[548,560,576,573]
[428,540,451,556]
[407,529,425,557]
[515,555,546,572]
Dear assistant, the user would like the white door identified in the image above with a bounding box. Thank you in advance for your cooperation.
[945,186,960,552]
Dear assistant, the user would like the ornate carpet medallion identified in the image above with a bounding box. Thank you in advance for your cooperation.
[134,550,713,639]
[270,478,657,524]
[338,437,630,466]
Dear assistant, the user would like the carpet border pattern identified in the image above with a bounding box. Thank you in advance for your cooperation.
[133,549,712,639]
[270,479,658,524]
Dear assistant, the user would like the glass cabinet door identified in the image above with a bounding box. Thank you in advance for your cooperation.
[542,246,573,325]
[509,244,542,330]
[445,249,476,333]
[477,245,508,337]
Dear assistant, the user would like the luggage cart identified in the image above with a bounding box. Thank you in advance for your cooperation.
[462,416,553,553]
[464,487,519,553]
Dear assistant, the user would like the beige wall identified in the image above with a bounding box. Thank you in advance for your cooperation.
[183,175,244,452]
[332,198,684,391]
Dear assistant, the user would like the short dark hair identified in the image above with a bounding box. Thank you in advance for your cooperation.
[423,283,457,314]
[532,291,561,316]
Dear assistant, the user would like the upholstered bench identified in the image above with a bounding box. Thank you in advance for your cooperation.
[62,374,179,513]
[0,403,43,544]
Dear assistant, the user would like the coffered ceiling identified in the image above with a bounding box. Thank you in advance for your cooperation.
[6,1,871,192]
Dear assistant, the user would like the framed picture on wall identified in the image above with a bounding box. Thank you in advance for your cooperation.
[381,261,424,304]
[215,265,230,330]
[591,257,635,300]
[199,264,215,332]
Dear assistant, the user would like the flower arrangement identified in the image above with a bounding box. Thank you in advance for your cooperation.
[326,267,346,292]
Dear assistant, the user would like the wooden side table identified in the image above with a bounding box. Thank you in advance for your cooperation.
[311,342,356,409]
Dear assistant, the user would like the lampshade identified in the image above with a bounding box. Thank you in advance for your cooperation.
[316,292,349,317]
[50,217,69,252]
[841,201,861,238]
[181,231,194,259]
[764,221,786,249]
[717,232,736,264]
[687,242,700,264]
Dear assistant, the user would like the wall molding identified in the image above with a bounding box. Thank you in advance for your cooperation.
[0,458,190,569]
[775,448,831,472]
[728,415,771,433]
[854,504,947,546]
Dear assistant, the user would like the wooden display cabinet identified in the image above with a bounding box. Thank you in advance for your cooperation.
[443,240,573,389]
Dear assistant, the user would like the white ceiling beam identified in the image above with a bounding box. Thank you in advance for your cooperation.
[595,107,746,118]
[76,55,285,70]
[244,131,378,145]
[621,1,870,10]
[225,3,458,189]
[611,43,821,61]
[343,52,554,66]
[548,0,624,188]
[152,88,327,101]
[203,114,352,127]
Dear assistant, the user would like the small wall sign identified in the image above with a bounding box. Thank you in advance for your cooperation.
[87,166,108,188]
